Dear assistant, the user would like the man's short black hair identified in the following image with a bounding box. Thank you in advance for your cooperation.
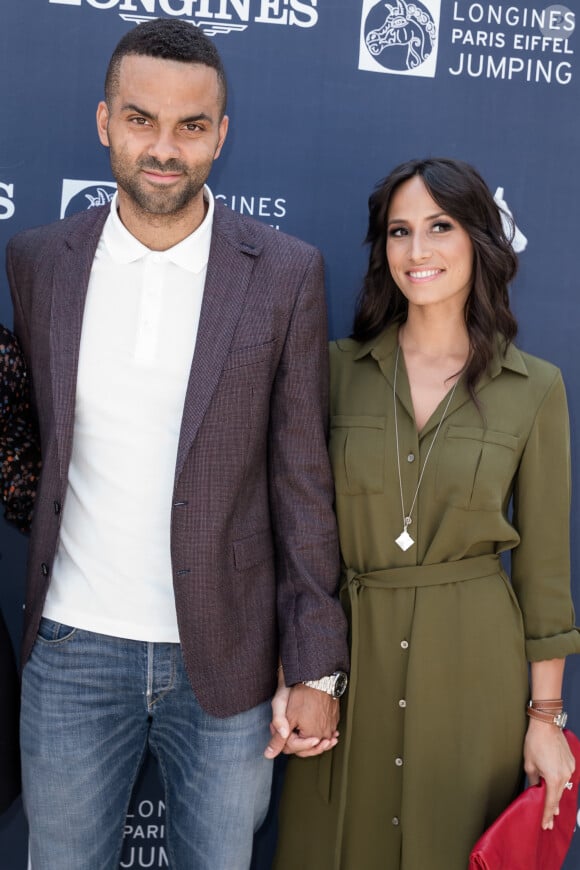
[105,19,227,116]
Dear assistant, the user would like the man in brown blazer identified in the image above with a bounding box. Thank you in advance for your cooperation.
[7,19,347,870]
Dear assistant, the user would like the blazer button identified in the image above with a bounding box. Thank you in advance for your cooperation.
[54,500,61,515]
[41,562,49,577]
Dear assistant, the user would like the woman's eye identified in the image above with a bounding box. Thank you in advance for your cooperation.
[432,221,453,233]
[388,227,408,237]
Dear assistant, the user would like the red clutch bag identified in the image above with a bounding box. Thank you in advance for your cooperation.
[469,729,580,870]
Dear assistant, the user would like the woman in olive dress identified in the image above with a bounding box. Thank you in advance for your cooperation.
[0,324,40,813]
[275,158,580,870]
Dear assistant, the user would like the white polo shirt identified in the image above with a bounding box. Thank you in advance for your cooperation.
[43,188,214,641]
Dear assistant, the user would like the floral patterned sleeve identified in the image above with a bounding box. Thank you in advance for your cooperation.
[0,324,41,533]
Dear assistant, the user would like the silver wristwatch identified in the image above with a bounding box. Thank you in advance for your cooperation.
[302,671,348,699]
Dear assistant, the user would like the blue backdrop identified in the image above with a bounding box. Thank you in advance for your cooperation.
[1,1,579,867]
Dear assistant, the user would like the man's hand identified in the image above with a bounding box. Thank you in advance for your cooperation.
[264,676,340,759]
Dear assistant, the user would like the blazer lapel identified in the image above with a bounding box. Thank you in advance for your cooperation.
[50,206,109,478]
[175,206,260,479]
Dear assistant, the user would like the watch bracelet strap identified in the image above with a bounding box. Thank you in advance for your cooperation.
[529,699,563,711]
[526,706,567,728]
[303,675,334,693]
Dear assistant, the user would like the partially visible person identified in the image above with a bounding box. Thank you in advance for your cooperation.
[0,607,20,814]
[0,325,40,531]
[275,158,580,870]
[0,324,40,813]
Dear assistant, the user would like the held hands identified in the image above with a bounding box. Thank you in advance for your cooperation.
[523,719,576,830]
[264,670,339,759]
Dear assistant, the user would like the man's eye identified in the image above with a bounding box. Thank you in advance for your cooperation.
[130,117,149,125]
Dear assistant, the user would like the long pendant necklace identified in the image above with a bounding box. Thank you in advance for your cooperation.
[393,345,460,551]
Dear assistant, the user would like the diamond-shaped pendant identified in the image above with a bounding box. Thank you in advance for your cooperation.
[395,529,414,551]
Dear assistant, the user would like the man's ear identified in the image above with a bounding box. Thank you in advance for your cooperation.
[96,101,110,147]
[214,115,229,161]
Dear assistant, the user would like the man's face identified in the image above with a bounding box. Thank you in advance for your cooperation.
[96,54,228,218]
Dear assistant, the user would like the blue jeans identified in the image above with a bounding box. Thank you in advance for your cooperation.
[21,619,273,870]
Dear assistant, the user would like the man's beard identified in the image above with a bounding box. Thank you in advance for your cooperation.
[110,151,211,216]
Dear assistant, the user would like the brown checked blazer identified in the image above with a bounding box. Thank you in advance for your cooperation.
[6,201,348,718]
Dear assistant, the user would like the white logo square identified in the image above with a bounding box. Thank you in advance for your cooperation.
[358,0,441,78]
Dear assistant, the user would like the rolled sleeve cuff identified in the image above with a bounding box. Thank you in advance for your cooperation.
[526,627,580,662]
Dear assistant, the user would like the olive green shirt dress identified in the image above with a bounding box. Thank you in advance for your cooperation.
[276,326,580,870]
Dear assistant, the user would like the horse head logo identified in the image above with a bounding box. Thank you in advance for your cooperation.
[61,181,118,219]
[365,1,437,70]
[85,187,116,209]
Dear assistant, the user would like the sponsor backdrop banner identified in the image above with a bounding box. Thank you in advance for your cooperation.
[1,1,579,866]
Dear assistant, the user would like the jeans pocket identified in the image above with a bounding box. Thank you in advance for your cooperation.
[36,617,77,643]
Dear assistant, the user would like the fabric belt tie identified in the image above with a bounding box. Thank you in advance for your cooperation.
[344,552,501,590]
[333,554,502,869]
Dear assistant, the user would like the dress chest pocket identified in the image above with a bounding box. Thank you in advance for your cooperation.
[435,425,519,510]
[329,415,385,495]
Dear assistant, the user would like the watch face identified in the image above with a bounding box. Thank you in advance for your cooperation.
[333,672,348,698]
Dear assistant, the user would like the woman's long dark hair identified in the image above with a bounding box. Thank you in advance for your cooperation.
[353,158,518,399]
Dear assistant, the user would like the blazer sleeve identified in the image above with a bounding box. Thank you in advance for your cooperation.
[268,248,349,684]
[511,369,580,660]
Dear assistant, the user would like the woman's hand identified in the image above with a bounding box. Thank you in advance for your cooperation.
[523,719,575,829]
[264,667,339,759]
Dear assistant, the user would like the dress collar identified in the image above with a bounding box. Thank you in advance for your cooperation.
[352,324,529,379]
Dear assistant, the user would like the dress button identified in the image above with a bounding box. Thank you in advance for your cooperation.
[41,562,49,577]
[400,640,409,649]
[407,453,415,462]
[399,699,407,708]
[395,757,404,767]
[53,500,61,515]
[392,817,400,826]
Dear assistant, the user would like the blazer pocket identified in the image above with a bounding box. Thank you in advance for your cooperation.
[436,426,520,510]
[329,415,386,495]
[233,530,275,571]
[222,339,278,371]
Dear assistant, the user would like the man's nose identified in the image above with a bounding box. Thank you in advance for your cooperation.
[147,130,180,163]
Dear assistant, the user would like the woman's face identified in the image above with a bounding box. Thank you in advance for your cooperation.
[386,175,474,315]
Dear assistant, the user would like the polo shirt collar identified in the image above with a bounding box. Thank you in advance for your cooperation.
[102,185,215,274]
